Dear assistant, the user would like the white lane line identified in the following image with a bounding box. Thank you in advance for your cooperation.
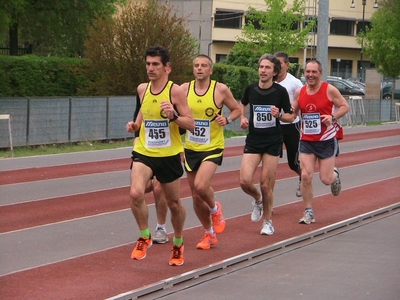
[2,170,399,236]
[2,174,399,277]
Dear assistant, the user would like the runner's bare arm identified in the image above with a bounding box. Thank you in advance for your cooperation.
[219,83,241,122]
[126,84,146,133]
[161,84,195,131]
[327,84,350,120]
[292,89,300,117]
[239,102,249,129]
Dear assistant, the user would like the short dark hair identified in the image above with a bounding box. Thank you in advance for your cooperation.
[274,52,289,63]
[194,54,214,69]
[306,59,323,73]
[258,53,281,82]
[144,46,170,66]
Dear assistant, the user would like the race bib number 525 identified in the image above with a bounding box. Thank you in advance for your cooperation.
[302,113,321,134]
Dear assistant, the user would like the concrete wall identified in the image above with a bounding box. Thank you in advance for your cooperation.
[365,69,382,99]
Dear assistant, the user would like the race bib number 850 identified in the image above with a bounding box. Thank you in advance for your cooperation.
[253,105,275,128]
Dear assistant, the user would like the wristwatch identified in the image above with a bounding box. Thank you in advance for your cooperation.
[170,111,179,122]
[226,116,233,124]
[331,114,337,123]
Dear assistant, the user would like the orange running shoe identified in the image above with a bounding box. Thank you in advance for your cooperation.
[211,201,226,234]
[131,236,152,260]
[169,244,184,266]
[196,232,217,250]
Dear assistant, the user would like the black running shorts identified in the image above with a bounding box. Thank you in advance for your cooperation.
[299,139,338,159]
[184,148,223,172]
[131,151,183,183]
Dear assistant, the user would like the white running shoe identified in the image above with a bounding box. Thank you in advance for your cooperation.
[299,210,315,224]
[153,227,169,244]
[296,181,302,197]
[260,220,275,235]
[331,167,342,196]
[251,200,263,222]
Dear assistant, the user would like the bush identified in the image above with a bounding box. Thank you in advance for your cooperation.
[0,55,90,97]
[212,63,258,100]
[82,0,198,95]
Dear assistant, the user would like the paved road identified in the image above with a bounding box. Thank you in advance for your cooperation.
[0,123,399,299]
[137,211,400,300]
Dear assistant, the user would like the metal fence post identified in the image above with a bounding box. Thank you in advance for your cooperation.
[0,114,13,157]
[395,102,400,123]
[348,96,366,126]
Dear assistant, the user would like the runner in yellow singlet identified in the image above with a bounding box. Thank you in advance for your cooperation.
[126,46,194,266]
[180,54,241,250]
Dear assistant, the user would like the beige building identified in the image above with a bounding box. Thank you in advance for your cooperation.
[159,0,379,81]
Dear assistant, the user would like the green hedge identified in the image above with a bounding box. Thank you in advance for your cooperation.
[0,56,301,99]
[0,55,90,97]
[0,56,259,99]
[212,63,258,100]
[212,63,302,100]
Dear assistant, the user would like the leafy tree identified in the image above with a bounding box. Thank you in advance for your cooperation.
[225,0,315,68]
[0,0,124,56]
[83,0,198,95]
[361,0,400,98]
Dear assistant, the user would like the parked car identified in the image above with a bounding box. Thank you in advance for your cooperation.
[300,76,365,96]
[327,77,365,96]
[300,75,343,85]
[346,78,366,89]
[382,82,400,99]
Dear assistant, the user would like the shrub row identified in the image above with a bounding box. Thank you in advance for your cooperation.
[0,55,91,97]
[0,55,299,100]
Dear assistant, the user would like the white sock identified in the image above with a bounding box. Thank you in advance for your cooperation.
[156,223,166,231]
[209,205,218,214]
[205,227,215,235]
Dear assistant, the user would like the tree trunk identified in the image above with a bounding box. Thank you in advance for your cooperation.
[392,79,396,100]
[9,22,18,56]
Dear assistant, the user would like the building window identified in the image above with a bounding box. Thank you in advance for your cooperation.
[330,20,354,36]
[291,21,300,31]
[216,54,227,63]
[244,15,261,30]
[330,59,352,79]
[356,21,371,35]
[245,15,300,32]
[357,61,374,71]
[214,10,243,29]
[289,57,301,76]
[303,18,317,33]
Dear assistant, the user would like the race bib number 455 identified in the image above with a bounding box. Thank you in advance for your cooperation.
[144,120,171,148]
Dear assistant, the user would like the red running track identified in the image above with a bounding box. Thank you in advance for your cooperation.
[1,144,399,233]
[1,128,399,185]
[0,129,399,299]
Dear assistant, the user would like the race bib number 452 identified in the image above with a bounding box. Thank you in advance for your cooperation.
[187,119,211,144]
